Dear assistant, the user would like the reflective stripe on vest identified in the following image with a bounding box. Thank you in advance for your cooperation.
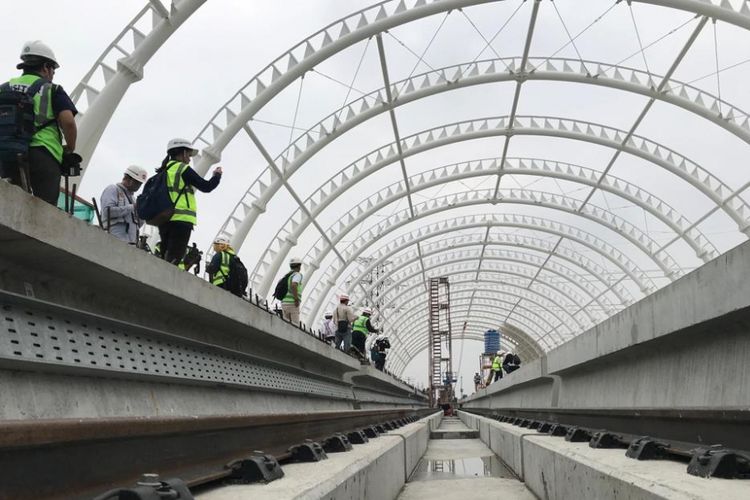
[165,160,197,224]
[212,250,235,285]
[352,315,369,334]
[282,272,303,303]
[8,74,62,162]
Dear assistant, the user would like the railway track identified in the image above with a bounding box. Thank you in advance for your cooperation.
[0,408,434,500]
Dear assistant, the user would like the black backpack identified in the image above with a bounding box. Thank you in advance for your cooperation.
[0,79,54,164]
[136,167,188,226]
[273,271,293,301]
[226,254,248,297]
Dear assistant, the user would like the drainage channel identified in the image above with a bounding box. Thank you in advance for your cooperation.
[397,416,535,499]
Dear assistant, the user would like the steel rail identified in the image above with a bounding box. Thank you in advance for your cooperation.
[0,408,435,500]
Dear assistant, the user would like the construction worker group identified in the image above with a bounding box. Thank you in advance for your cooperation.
[1,40,391,369]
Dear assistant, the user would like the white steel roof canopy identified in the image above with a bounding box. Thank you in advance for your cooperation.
[75,0,750,378]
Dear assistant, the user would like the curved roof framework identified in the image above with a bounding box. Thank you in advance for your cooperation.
[77,0,750,382]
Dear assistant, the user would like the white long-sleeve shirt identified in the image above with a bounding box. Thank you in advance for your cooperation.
[100,183,142,244]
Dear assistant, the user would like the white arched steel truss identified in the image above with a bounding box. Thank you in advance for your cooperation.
[71,0,206,175]
[301,211,657,326]
[68,0,750,378]
[251,153,719,296]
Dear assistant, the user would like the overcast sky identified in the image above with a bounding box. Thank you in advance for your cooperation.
[5,0,750,392]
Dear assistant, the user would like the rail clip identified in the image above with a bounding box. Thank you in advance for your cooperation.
[589,431,624,449]
[347,430,369,444]
[565,427,592,442]
[323,433,354,453]
[94,475,193,500]
[289,440,328,462]
[687,446,750,479]
[225,454,284,484]
[626,436,669,460]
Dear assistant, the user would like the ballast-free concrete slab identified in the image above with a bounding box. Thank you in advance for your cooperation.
[399,477,535,499]
[429,417,479,439]
[422,439,493,459]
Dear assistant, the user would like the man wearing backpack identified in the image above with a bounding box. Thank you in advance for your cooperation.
[1,41,78,205]
[156,138,222,265]
[207,237,235,290]
[352,307,379,358]
[279,257,303,324]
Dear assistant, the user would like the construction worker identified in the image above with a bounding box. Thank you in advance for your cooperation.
[491,350,504,383]
[503,351,522,374]
[206,237,235,290]
[369,333,390,371]
[473,372,482,391]
[100,165,147,244]
[352,307,378,357]
[281,257,303,324]
[333,293,357,351]
[157,138,222,265]
[1,41,78,205]
[321,311,336,344]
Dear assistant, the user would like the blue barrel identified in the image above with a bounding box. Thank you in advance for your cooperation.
[484,329,500,354]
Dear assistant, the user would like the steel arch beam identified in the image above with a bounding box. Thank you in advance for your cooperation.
[244,115,738,294]
[223,53,748,271]
[255,155,715,294]
[345,234,631,309]
[72,0,206,177]
[303,213,653,325]
[390,303,549,366]
[389,284,571,348]
[359,249,606,326]
[336,228,634,307]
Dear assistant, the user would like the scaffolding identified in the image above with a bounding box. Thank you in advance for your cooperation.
[428,277,453,407]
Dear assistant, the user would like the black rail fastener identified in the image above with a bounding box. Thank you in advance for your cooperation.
[382,422,394,431]
[589,431,625,449]
[547,424,568,436]
[527,420,541,430]
[375,424,387,434]
[519,419,532,428]
[501,416,513,423]
[347,430,369,444]
[687,446,750,479]
[565,427,592,442]
[363,426,380,438]
[289,440,328,462]
[94,476,194,500]
[626,436,670,460]
[537,422,552,433]
[323,434,353,453]
[225,455,284,484]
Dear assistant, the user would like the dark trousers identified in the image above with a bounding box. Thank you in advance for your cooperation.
[352,331,366,353]
[158,220,193,265]
[493,370,503,382]
[3,147,61,205]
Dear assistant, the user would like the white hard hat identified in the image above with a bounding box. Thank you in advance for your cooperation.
[497,350,503,355]
[324,311,333,317]
[214,236,230,245]
[339,293,349,301]
[362,307,372,315]
[19,40,59,69]
[124,165,147,183]
[166,138,198,157]
[289,257,302,266]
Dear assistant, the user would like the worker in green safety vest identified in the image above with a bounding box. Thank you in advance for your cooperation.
[207,236,235,289]
[157,138,222,265]
[351,307,379,357]
[1,41,78,205]
[491,350,504,383]
[281,257,304,325]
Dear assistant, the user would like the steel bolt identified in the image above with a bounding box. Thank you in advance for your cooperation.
[137,473,161,487]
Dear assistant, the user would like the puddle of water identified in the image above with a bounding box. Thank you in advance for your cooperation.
[409,456,515,481]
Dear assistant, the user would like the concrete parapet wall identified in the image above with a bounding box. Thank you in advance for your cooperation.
[458,412,750,500]
[464,238,750,410]
[0,181,426,419]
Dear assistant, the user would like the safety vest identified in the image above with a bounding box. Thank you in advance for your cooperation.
[492,356,502,371]
[352,315,369,335]
[165,160,197,225]
[8,74,62,162]
[212,249,235,286]
[282,272,303,303]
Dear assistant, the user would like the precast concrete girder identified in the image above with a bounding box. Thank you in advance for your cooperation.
[246,116,738,296]
[72,0,207,177]
[302,213,654,326]
[254,155,716,292]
